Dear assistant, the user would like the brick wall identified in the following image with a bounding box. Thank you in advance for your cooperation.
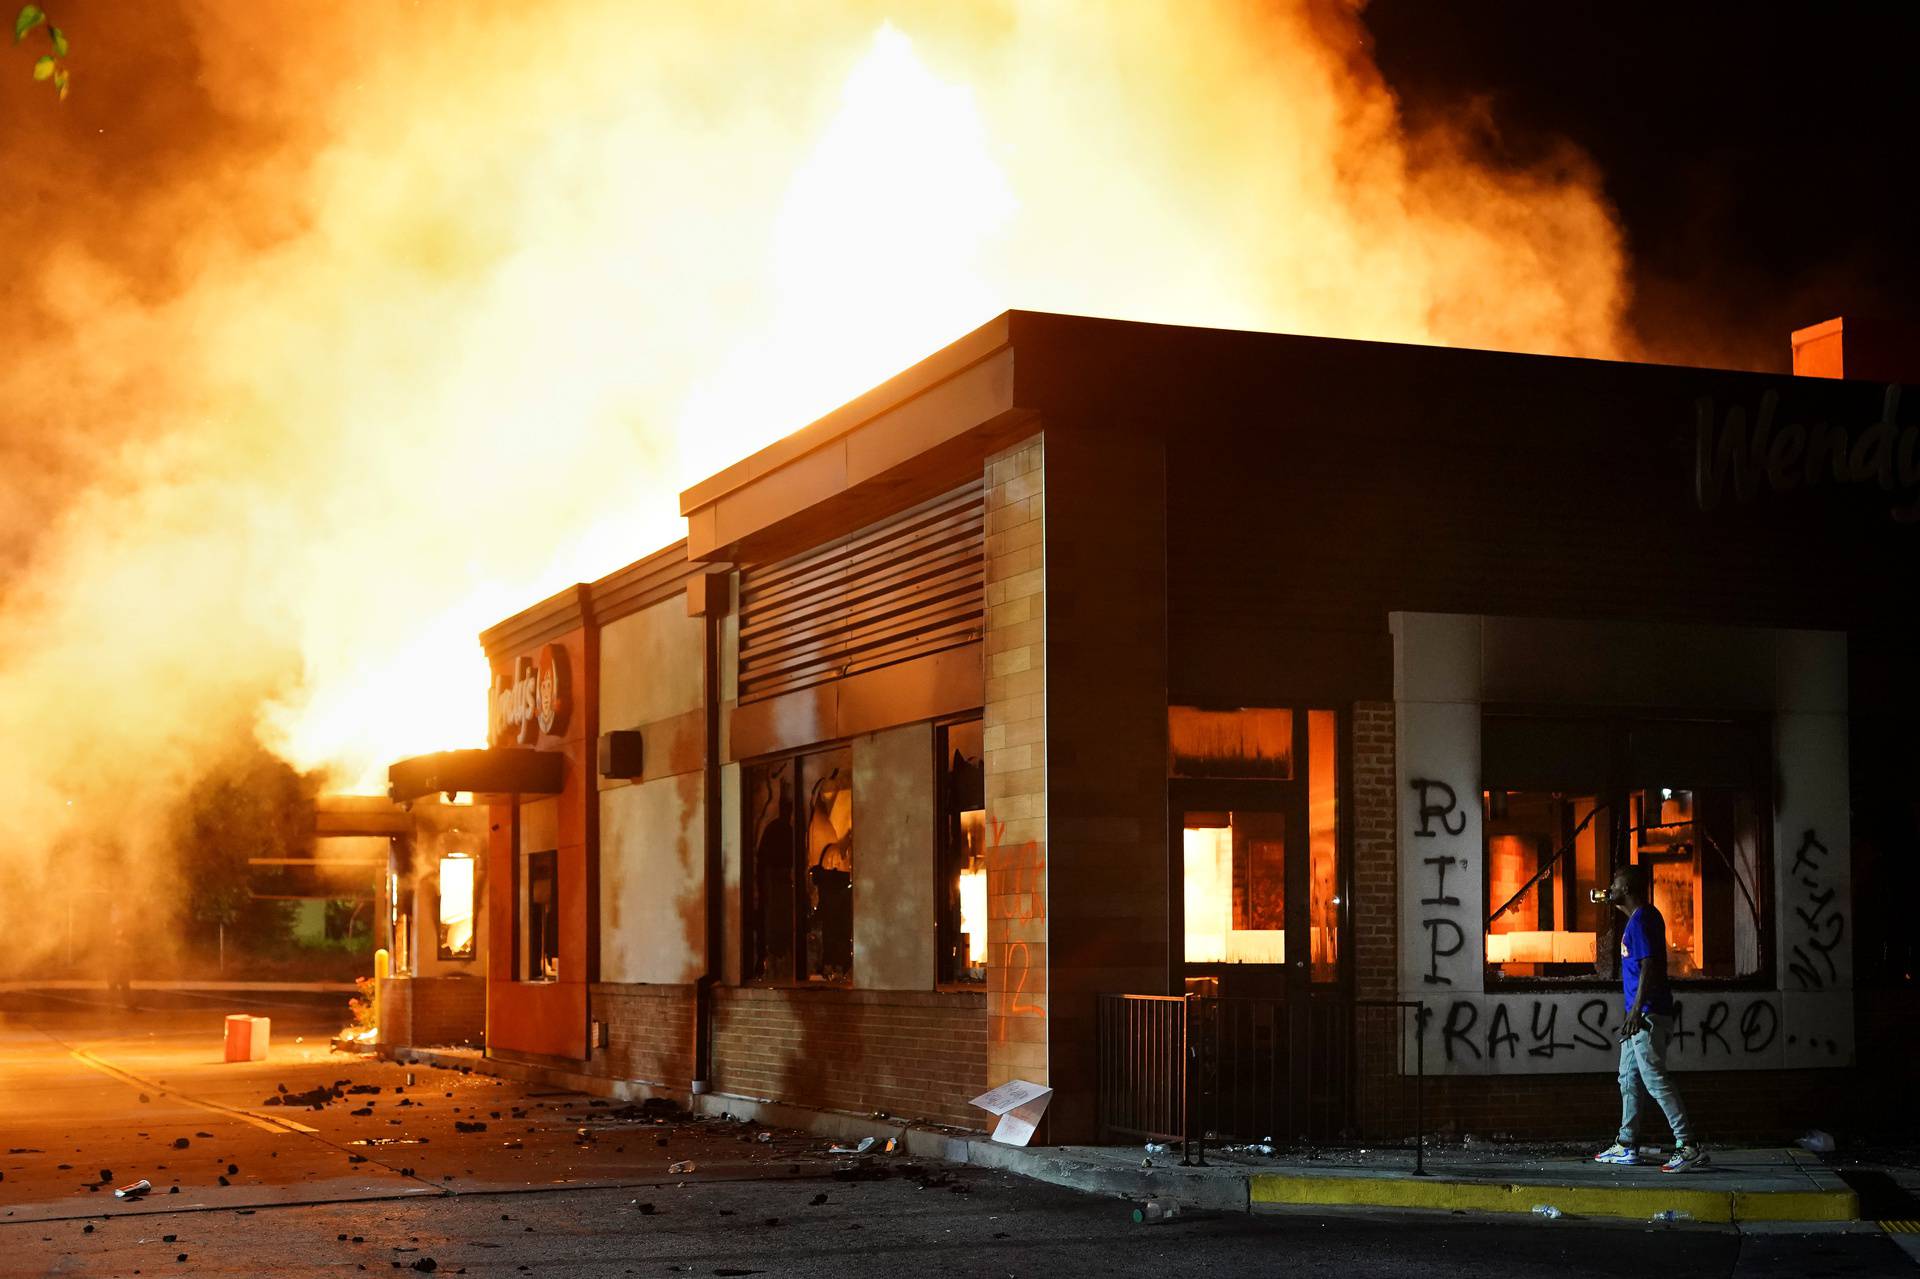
[983,437,1049,1093]
[377,975,485,1049]
[711,986,987,1129]
[1352,701,1397,1001]
[588,983,694,1086]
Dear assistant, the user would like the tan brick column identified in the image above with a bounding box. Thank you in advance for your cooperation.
[983,435,1047,1089]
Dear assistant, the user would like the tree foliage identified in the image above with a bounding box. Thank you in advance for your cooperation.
[12,5,69,100]
[170,746,316,948]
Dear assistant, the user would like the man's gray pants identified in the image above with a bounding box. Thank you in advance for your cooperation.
[1618,1012,1692,1148]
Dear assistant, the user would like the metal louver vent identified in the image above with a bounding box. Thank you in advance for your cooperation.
[737,482,985,705]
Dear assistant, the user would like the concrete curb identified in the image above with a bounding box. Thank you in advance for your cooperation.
[1246,1171,1857,1224]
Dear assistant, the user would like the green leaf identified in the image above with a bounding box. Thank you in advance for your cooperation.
[49,24,65,56]
[14,4,45,42]
[31,52,52,79]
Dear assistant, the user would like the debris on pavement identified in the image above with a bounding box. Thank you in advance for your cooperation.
[668,1160,698,1174]
[112,1179,151,1199]
[1797,1129,1836,1153]
[1530,1204,1564,1219]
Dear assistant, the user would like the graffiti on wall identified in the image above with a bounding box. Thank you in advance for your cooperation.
[984,815,1046,1046]
[1784,829,1846,991]
[1408,990,1848,1075]
[1410,777,1474,988]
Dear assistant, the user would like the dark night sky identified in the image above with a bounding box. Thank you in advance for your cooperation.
[1363,2,1920,373]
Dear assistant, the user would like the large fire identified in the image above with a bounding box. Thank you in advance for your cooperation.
[0,2,1628,961]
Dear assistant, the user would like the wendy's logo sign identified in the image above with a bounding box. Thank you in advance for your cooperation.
[492,643,570,746]
[1695,384,1917,520]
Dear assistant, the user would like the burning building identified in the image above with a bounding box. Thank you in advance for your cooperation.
[387,310,1916,1144]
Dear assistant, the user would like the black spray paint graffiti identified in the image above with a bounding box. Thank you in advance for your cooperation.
[1786,829,1845,991]
[1410,779,1469,986]
[1418,996,1781,1065]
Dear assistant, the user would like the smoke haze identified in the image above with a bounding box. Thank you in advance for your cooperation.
[0,0,1631,969]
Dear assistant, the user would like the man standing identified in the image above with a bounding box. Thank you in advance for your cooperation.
[1593,864,1709,1172]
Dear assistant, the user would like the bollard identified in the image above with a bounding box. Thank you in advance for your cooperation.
[373,947,390,1044]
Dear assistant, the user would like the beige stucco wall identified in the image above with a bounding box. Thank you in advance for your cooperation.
[599,774,707,985]
[852,720,937,991]
[601,597,705,729]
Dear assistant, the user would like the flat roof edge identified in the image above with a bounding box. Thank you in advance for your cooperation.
[678,311,1017,517]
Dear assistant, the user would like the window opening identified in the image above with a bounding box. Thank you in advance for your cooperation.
[437,853,476,960]
[938,720,987,984]
[519,849,558,981]
[745,747,855,983]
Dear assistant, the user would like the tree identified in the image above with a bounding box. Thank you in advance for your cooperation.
[170,746,315,965]
[12,5,69,100]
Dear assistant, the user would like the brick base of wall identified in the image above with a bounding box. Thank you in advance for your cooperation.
[377,975,485,1049]
[1356,1062,1859,1143]
[712,986,987,1130]
[588,983,695,1086]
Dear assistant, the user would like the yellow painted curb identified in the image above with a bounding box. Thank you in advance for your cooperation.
[1249,1174,1857,1224]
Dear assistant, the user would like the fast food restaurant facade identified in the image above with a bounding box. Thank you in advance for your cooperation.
[390,311,1919,1144]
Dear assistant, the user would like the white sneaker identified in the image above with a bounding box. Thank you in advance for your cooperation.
[1593,1142,1648,1165]
[1661,1144,1710,1173]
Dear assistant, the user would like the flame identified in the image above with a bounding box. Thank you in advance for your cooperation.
[0,2,1632,963]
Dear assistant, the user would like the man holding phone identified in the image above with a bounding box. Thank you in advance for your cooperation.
[1592,863,1709,1172]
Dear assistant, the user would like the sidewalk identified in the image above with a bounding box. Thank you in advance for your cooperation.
[387,1046,1860,1227]
[940,1140,1863,1226]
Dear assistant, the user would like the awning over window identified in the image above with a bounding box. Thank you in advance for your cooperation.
[388,749,564,804]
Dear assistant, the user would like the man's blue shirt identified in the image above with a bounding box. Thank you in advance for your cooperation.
[1621,905,1674,1015]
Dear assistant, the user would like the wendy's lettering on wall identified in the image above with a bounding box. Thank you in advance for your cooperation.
[1695,384,1919,519]
[1410,778,1472,987]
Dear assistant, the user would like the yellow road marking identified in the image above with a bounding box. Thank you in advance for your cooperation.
[68,1049,317,1137]
[1883,1219,1920,1234]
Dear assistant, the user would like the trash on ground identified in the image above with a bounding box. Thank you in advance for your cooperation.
[1796,1129,1836,1153]
[1650,1209,1693,1223]
[112,1179,151,1199]
[667,1160,698,1174]
[1132,1198,1180,1223]
[1530,1204,1564,1220]
[969,1080,1052,1148]
[826,1136,876,1155]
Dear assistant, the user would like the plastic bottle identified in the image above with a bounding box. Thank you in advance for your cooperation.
[1530,1204,1563,1220]
[1650,1209,1692,1223]
[1132,1199,1181,1223]
[1143,1142,1168,1154]
[667,1160,697,1174]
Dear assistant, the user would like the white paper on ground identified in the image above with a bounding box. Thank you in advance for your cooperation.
[969,1079,1053,1146]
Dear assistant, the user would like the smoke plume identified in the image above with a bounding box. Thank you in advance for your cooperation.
[0,0,1629,971]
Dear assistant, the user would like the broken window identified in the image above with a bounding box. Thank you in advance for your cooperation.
[519,848,558,982]
[937,719,987,985]
[744,746,855,983]
[1483,716,1770,982]
[437,853,476,960]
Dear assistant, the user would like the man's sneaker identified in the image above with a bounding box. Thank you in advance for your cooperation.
[1661,1145,1710,1173]
[1593,1143,1647,1165]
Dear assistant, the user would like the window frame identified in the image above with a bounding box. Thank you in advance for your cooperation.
[1480,706,1776,992]
[935,716,987,988]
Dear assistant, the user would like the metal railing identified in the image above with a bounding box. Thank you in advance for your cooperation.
[1096,993,1426,1171]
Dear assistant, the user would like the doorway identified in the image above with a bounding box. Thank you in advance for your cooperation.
[1168,706,1347,1140]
